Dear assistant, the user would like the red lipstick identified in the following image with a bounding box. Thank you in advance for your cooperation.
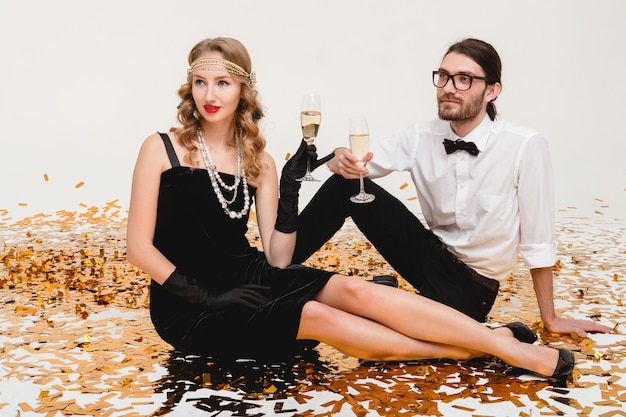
[204,105,220,114]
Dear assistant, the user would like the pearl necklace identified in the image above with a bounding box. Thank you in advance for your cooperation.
[197,130,250,219]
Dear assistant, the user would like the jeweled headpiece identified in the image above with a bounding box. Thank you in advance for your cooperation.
[187,57,256,87]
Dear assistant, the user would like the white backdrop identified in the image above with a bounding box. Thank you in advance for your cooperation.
[1,0,625,223]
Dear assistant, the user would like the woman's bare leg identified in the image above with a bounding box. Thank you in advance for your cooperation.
[297,300,480,361]
[313,275,560,376]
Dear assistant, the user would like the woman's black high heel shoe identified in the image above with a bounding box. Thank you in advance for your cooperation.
[502,322,538,344]
[507,348,575,380]
[551,348,575,379]
[370,275,399,288]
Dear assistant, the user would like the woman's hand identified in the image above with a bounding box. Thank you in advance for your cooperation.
[275,140,333,233]
[281,139,334,183]
[163,269,271,311]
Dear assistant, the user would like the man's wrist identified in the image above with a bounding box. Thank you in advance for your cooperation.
[540,310,558,329]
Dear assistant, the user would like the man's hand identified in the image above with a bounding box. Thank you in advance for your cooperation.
[327,147,373,179]
[531,266,614,338]
[544,316,614,338]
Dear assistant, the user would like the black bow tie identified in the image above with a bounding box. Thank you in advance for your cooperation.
[443,138,480,156]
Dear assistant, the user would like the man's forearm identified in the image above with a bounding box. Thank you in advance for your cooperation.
[530,266,558,326]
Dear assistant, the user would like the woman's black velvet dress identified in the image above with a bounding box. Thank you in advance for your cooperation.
[149,134,334,358]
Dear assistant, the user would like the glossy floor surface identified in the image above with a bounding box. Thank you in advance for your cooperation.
[1,207,624,416]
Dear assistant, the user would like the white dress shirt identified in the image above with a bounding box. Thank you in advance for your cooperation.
[367,114,557,281]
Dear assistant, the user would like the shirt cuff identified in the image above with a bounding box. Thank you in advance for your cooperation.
[520,242,557,269]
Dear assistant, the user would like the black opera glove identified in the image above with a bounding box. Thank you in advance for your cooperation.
[162,269,271,311]
[275,139,334,233]
[281,139,334,184]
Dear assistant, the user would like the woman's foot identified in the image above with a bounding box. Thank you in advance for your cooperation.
[503,322,538,344]
[504,344,575,380]
[551,348,575,379]
[370,275,399,288]
[493,322,537,344]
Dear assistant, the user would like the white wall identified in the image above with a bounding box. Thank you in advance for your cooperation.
[1,0,625,222]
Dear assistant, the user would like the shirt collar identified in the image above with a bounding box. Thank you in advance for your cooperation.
[448,114,493,152]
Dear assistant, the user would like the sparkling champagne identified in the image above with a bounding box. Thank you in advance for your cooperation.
[301,111,321,144]
[349,133,369,165]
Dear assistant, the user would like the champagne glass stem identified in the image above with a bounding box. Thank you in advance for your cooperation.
[297,144,316,181]
[348,116,375,203]
[359,172,365,195]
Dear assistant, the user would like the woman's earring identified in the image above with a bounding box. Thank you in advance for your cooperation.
[253,108,264,120]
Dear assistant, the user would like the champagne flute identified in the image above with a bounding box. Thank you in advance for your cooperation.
[349,117,375,203]
[297,93,321,181]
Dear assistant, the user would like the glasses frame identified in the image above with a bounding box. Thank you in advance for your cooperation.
[432,71,489,91]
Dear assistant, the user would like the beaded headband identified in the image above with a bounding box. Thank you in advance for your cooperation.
[187,57,256,87]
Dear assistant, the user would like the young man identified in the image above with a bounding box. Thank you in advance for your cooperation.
[293,38,611,337]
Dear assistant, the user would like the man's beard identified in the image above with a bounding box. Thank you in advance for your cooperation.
[438,91,485,122]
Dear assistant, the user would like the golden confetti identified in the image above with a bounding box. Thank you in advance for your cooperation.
[264,384,278,394]
[0,204,624,416]
[75,181,85,188]
[202,373,211,385]
[400,182,408,190]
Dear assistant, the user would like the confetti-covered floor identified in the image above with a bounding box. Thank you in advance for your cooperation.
[0,204,625,417]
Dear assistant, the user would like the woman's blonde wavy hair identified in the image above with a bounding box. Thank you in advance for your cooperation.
[172,37,266,185]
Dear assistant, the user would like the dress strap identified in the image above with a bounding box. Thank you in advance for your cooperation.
[158,132,181,168]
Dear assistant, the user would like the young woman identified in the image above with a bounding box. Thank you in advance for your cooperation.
[126,37,574,379]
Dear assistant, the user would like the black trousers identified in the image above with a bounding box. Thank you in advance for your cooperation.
[293,175,499,322]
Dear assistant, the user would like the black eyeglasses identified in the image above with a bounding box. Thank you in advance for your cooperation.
[432,71,489,91]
